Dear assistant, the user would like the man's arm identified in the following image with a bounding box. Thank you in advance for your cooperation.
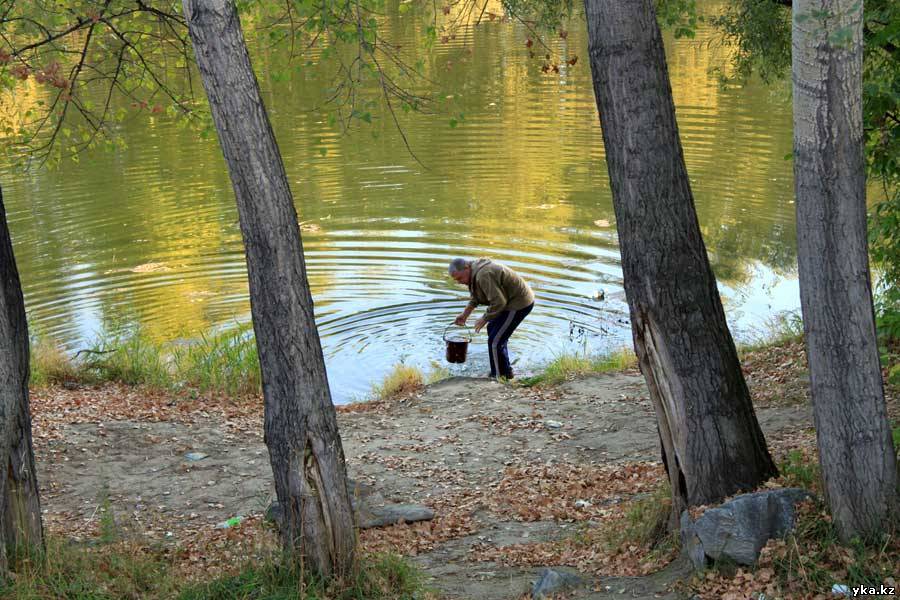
[455,303,476,326]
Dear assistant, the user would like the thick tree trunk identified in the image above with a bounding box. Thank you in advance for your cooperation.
[583,0,778,518]
[0,184,43,575]
[792,0,898,541]
[182,1,356,576]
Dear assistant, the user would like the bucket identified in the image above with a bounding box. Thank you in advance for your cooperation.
[443,325,473,364]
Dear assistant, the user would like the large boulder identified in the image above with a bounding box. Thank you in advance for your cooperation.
[680,488,812,569]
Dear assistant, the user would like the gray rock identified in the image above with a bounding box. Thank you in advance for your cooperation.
[357,503,435,529]
[531,567,585,599]
[680,488,812,568]
[680,511,706,571]
[266,499,435,530]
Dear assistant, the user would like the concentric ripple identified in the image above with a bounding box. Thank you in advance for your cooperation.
[1,6,798,403]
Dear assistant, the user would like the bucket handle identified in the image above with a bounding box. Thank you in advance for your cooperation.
[443,324,473,342]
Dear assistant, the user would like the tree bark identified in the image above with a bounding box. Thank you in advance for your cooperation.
[182,0,356,576]
[792,0,898,541]
[0,184,44,575]
[583,0,778,519]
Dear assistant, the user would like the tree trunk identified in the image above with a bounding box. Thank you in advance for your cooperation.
[583,0,778,519]
[792,0,898,541]
[182,0,356,576]
[0,184,43,575]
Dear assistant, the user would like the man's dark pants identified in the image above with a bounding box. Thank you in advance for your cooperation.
[486,303,534,379]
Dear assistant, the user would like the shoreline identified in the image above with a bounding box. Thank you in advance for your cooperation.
[20,332,897,598]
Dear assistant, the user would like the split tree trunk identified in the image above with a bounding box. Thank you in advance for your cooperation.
[583,0,778,519]
[182,0,356,576]
[0,184,43,575]
[792,0,898,541]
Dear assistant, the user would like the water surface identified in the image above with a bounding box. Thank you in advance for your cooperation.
[1,7,798,402]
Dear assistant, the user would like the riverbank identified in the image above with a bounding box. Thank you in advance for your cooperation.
[9,336,900,599]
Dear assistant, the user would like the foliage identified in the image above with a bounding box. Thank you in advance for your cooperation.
[0,0,432,166]
[708,0,792,84]
[0,0,199,166]
[711,0,900,337]
[654,0,699,39]
[501,0,577,32]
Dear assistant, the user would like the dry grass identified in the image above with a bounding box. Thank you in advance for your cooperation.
[29,338,79,386]
[371,364,425,401]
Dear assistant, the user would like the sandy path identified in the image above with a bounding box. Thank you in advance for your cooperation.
[35,374,813,599]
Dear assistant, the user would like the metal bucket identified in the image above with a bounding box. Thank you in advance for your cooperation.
[443,325,472,364]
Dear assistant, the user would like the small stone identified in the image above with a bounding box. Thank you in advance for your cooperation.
[184,452,209,461]
[574,499,592,509]
[532,568,585,599]
[831,584,849,597]
[357,504,435,529]
[544,420,563,429]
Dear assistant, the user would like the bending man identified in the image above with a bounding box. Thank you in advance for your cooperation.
[449,257,535,379]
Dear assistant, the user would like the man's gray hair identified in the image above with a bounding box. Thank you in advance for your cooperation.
[448,258,469,275]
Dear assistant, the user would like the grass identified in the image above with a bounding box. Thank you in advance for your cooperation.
[603,482,675,555]
[171,325,260,397]
[778,449,822,492]
[2,538,181,600]
[1,539,428,600]
[371,364,425,401]
[517,347,637,387]
[30,327,450,403]
[181,553,426,600]
[738,309,805,355]
[76,327,171,388]
[766,499,899,597]
[28,337,79,386]
[425,361,450,384]
[28,325,261,396]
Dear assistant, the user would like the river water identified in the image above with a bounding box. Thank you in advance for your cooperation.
[1,6,798,402]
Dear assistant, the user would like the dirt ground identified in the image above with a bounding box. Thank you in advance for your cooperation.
[32,373,815,599]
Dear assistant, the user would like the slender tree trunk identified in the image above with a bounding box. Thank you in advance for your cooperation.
[792,0,898,541]
[182,0,356,576]
[583,0,778,519]
[0,184,43,575]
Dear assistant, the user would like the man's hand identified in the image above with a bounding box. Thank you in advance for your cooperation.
[474,317,488,333]
[454,313,468,326]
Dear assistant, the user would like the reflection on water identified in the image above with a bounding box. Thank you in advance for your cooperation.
[0,7,796,403]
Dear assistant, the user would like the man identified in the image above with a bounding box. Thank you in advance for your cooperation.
[449,257,534,380]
